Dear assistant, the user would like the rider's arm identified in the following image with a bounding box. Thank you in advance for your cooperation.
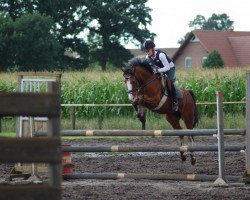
[157,52,172,73]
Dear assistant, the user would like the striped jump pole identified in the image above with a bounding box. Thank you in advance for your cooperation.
[63,173,241,182]
[34,129,246,137]
[61,145,245,153]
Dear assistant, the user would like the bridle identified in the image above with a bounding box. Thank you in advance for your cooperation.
[123,74,139,95]
[123,69,160,105]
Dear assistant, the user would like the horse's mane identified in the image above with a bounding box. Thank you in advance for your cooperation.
[125,56,153,73]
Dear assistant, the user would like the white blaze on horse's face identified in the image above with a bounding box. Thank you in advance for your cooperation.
[126,79,134,101]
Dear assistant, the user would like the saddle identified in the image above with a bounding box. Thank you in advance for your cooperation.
[160,75,183,99]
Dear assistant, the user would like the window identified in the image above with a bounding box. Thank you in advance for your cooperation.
[190,36,199,42]
[185,57,191,68]
[202,57,207,64]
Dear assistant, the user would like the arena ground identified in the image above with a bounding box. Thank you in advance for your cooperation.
[1,135,250,199]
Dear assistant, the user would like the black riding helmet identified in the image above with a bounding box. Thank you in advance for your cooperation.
[142,39,155,51]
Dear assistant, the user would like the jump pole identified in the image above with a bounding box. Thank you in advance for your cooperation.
[214,92,228,185]
[61,145,244,152]
[243,71,250,183]
[63,173,241,182]
[34,129,245,137]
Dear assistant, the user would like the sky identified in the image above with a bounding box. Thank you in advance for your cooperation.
[127,0,250,48]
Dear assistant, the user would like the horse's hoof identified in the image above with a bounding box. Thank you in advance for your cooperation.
[191,157,196,165]
[181,155,186,162]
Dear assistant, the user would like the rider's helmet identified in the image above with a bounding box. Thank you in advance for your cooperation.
[142,39,155,51]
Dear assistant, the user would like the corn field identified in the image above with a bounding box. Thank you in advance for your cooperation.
[0,67,248,118]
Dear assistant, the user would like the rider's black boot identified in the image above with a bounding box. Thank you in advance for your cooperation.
[171,81,179,112]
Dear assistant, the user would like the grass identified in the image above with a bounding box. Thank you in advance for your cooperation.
[60,111,246,130]
[0,132,15,137]
[1,113,245,135]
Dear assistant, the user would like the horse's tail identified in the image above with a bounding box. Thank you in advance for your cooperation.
[188,90,199,127]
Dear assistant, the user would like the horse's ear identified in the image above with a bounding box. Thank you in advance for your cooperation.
[121,67,126,72]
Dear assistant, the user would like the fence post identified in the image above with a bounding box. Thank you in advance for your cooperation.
[47,82,62,187]
[214,92,228,185]
[243,71,250,183]
[71,106,76,130]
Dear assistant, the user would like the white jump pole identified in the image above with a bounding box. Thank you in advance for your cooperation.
[243,71,250,183]
[214,92,228,185]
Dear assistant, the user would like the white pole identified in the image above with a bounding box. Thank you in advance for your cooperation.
[243,71,250,183]
[214,92,228,185]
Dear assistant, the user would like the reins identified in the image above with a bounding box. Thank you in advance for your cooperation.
[138,74,160,92]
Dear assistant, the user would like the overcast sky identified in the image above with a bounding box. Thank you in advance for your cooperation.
[127,0,250,48]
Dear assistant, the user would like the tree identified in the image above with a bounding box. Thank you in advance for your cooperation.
[0,0,91,70]
[0,0,89,69]
[13,13,61,71]
[202,50,224,68]
[36,0,91,70]
[0,13,61,71]
[0,0,36,21]
[0,14,14,70]
[81,0,155,71]
[189,13,234,30]
[0,0,154,71]
[178,13,234,45]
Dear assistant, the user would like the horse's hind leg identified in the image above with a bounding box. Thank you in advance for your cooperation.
[188,136,196,165]
[182,112,196,165]
[166,114,187,162]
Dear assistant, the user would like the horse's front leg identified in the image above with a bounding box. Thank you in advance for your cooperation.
[132,101,146,130]
[138,104,146,130]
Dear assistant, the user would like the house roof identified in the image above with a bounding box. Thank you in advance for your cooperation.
[129,48,178,57]
[228,36,250,66]
[172,30,250,67]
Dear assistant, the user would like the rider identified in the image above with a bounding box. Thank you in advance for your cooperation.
[142,39,179,112]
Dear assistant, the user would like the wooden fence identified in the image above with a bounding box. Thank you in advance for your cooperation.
[0,82,61,200]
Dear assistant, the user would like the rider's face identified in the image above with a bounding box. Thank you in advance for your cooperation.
[146,48,154,57]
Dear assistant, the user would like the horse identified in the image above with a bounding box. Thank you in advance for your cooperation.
[122,56,199,165]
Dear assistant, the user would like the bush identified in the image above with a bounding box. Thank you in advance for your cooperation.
[202,50,224,68]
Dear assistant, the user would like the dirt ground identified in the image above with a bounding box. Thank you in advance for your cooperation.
[1,135,250,199]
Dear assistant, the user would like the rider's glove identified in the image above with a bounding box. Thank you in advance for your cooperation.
[153,67,159,74]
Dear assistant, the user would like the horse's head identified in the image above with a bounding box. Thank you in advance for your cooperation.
[121,66,137,102]
[122,56,154,102]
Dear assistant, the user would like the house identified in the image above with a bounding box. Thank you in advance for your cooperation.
[129,48,178,57]
[172,30,250,68]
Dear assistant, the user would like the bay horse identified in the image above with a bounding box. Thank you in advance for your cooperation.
[122,56,199,165]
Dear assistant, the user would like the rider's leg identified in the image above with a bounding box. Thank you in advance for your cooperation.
[171,81,179,112]
[167,67,179,112]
